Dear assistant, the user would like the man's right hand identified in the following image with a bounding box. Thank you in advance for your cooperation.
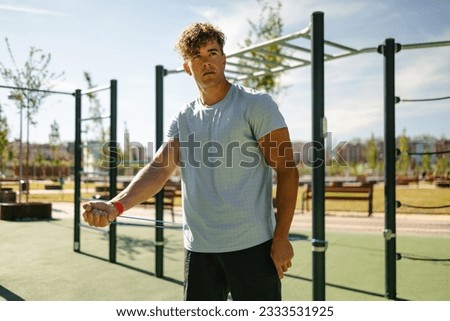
[82,201,119,228]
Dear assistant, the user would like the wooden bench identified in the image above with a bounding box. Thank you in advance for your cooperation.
[301,183,374,216]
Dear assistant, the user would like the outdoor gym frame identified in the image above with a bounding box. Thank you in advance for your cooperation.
[0,79,119,263]
[73,80,118,262]
[153,11,450,301]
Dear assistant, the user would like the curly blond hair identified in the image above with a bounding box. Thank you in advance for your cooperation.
[175,22,226,60]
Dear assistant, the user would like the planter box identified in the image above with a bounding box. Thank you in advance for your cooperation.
[0,202,52,221]
[0,190,17,203]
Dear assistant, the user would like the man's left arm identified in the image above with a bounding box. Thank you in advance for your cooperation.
[258,127,299,279]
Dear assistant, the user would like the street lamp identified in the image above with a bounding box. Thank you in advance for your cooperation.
[7,93,23,203]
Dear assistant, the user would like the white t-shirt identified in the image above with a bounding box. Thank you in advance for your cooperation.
[167,84,287,252]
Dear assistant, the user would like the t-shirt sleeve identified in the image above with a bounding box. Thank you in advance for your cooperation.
[247,94,287,141]
[166,114,180,139]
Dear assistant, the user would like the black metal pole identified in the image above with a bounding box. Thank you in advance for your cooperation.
[109,79,118,263]
[311,11,326,301]
[155,65,166,278]
[378,38,400,300]
[74,89,82,253]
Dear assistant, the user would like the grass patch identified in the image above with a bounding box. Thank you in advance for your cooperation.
[284,229,450,300]
[296,184,450,215]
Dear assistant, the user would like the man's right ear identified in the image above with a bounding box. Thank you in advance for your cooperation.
[183,63,192,76]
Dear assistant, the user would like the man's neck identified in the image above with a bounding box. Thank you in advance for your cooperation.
[199,80,231,106]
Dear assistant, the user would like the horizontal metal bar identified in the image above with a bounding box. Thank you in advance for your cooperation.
[226,61,267,72]
[281,42,339,60]
[401,40,450,50]
[225,69,256,76]
[280,42,311,53]
[0,84,74,96]
[401,96,450,102]
[257,48,303,66]
[166,67,184,75]
[323,39,358,52]
[322,47,378,62]
[227,25,311,59]
[82,85,110,95]
[165,36,448,80]
[230,54,285,68]
[265,50,311,64]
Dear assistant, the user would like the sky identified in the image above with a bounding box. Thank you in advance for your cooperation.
[0,0,449,152]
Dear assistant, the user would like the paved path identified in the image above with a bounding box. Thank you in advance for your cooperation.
[52,202,450,237]
[291,211,450,238]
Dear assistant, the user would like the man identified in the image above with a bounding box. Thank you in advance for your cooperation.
[83,22,298,301]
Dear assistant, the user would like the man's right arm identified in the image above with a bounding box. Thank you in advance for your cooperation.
[83,138,180,227]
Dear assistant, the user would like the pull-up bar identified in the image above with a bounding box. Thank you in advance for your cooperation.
[73,79,118,264]
[0,80,118,263]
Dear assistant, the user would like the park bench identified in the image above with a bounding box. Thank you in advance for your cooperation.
[301,182,374,216]
[140,185,178,222]
[93,185,178,222]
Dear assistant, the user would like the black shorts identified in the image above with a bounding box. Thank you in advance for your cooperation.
[184,239,281,301]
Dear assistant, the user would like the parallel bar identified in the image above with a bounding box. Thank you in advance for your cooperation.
[264,49,312,63]
[280,42,312,53]
[81,85,110,95]
[226,25,311,58]
[231,55,285,69]
[74,89,82,253]
[155,65,166,278]
[323,39,358,52]
[311,11,326,301]
[401,40,450,50]
[401,96,450,102]
[380,38,398,300]
[226,61,268,72]
[256,48,299,66]
[324,47,378,61]
[166,26,311,75]
[109,79,118,263]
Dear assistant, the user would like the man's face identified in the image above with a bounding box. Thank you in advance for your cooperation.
[183,40,226,90]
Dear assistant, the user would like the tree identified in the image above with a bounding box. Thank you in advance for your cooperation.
[366,134,379,174]
[0,103,9,175]
[0,38,65,125]
[397,129,411,176]
[421,149,431,175]
[48,120,61,166]
[239,0,286,96]
[0,37,64,201]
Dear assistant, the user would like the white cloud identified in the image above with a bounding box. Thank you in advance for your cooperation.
[326,100,383,139]
[0,4,64,16]
[396,50,450,98]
